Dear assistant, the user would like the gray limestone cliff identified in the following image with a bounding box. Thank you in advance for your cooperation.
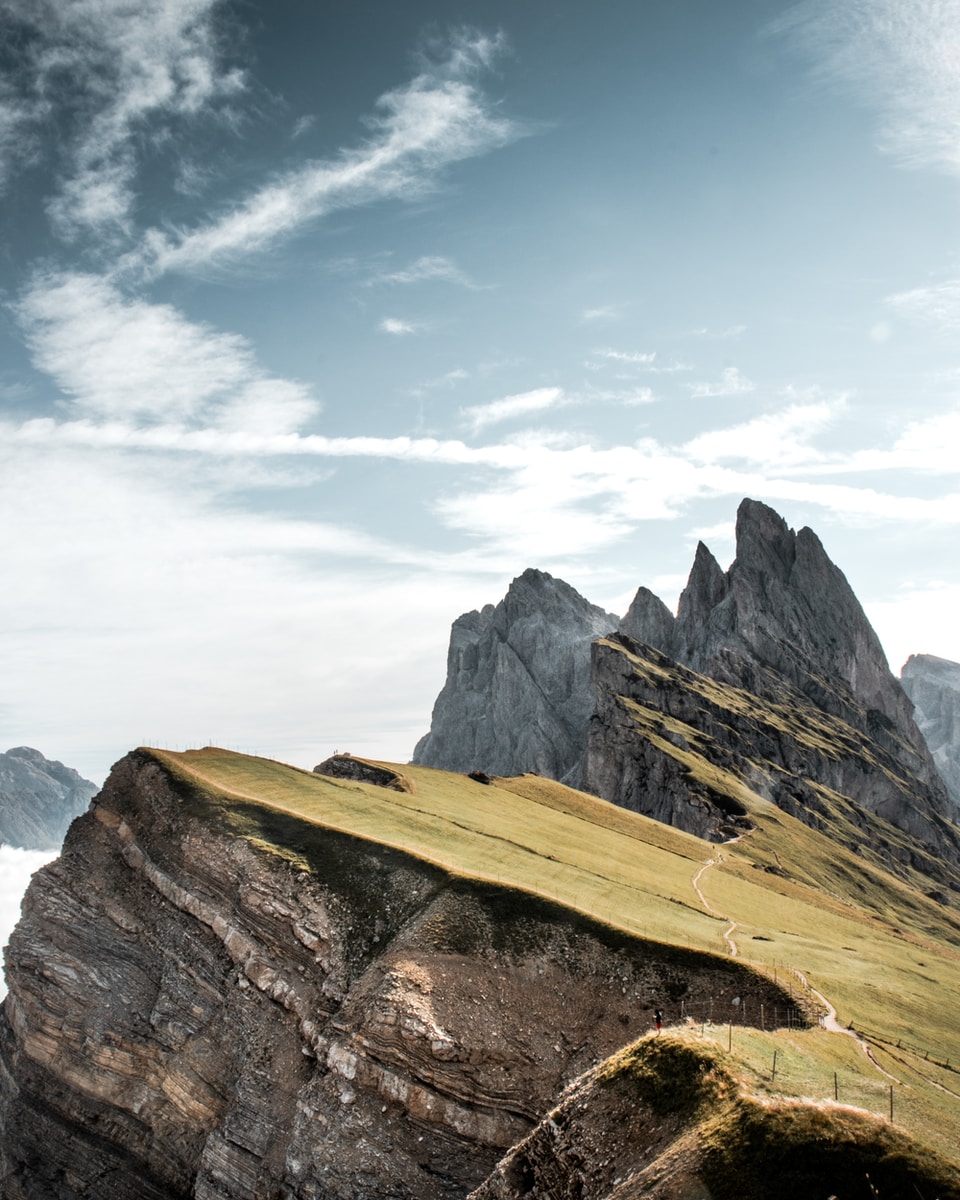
[413,499,958,874]
[902,654,960,811]
[582,634,960,887]
[667,500,942,801]
[0,747,98,849]
[412,569,618,786]
[0,749,796,1199]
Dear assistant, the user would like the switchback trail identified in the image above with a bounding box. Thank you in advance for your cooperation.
[791,968,900,1083]
[691,856,739,957]
[692,857,900,1087]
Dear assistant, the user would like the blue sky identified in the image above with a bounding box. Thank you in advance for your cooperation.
[3,0,960,785]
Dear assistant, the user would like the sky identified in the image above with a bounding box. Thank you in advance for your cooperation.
[2,0,960,792]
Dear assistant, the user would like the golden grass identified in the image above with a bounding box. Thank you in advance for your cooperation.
[144,745,960,1166]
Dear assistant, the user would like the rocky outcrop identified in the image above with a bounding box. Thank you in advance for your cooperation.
[582,635,960,886]
[668,501,945,806]
[0,747,98,849]
[0,750,799,1200]
[412,570,618,786]
[902,654,960,811]
[414,500,958,873]
[470,1035,960,1200]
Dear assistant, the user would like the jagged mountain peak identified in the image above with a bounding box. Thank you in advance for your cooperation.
[412,568,618,784]
[499,567,612,629]
[676,500,922,749]
[414,498,956,863]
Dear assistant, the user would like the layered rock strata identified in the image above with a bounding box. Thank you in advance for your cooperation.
[0,750,799,1200]
[583,635,960,887]
[469,1035,960,1200]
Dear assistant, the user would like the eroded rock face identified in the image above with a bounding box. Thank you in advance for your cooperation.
[583,635,960,883]
[902,654,960,811]
[469,1036,960,1200]
[0,746,98,849]
[0,751,798,1200]
[414,500,957,865]
[412,569,618,786]
[669,501,944,805]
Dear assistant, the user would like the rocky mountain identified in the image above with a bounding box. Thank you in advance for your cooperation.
[415,499,959,882]
[902,653,960,811]
[0,749,802,1200]
[412,569,618,787]
[0,747,98,849]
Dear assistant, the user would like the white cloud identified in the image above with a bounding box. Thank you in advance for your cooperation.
[461,386,566,433]
[380,317,421,336]
[581,306,619,322]
[291,114,315,139]
[17,271,319,428]
[143,33,520,275]
[867,581,960,675]
[891,407,960,471]
[584,385,657,407]
[0,434,511,786]
[773,0,960,177]
[594,348,657,365]
[687,520,736,547]
[648,360,693,374]
[374,255,480,288]
[689,366,755,398]
[688,324,747,339]
[0,74,45,192]
[409,367,470,396]
[6,0,244,236]
[886,279,960,330]
[0,847,57,999]
[684,401,835,467]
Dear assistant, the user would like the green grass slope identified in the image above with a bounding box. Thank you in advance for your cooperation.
[148,746,960,1169]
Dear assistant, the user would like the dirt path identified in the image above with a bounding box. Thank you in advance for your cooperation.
[691,857,739,957]
[691,857,910,1093]
[790,974,901,1084]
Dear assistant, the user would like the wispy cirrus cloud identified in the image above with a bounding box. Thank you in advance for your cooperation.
[3,0,244,236]
[17,271,318,431]
[461,386,566,433]
[772,0,960,177]
[140,32,521,276]
[688,324,747,340]
[373,255,481,288]
[886,279,960,330]
[580,305,619,322]
[593,348,657,365]
[688,366,754,398]
[684,401,836,467]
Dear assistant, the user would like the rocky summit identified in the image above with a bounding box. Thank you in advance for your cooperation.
[416,499,960,882]
[0,747,99,850]
[412,569,618,788]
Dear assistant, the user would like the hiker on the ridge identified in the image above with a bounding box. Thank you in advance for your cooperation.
[654,1008,663,1034]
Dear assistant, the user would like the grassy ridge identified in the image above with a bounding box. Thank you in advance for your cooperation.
[147,746,960,1165]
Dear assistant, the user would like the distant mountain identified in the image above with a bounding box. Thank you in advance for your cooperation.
[414,499,960,887]
[0,747,98,849]
[412,569,618,786]
[902,653,960,811]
